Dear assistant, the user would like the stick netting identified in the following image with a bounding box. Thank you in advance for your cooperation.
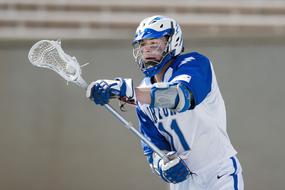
[28,40,80,82]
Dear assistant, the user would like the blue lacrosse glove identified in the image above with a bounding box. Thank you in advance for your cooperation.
[86,78,134,105]
[147,151,191,184]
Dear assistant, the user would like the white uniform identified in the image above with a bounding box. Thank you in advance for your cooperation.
[136,52,244,189]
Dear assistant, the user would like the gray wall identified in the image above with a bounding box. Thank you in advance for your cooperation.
[0,38,284,190]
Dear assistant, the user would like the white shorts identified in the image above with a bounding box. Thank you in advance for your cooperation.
[170,156,244,190]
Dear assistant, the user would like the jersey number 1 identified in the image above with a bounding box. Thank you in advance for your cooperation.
[159,119,190,151]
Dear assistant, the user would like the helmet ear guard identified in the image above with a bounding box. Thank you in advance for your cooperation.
[167,21,184,57]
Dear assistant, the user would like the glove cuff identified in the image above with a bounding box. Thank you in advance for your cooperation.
[115,78,135,100]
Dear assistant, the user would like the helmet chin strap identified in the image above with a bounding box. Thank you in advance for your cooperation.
[145,60,160,68]
[142,52,173,77]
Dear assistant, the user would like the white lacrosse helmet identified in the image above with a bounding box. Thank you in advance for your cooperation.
[132,15,184,77]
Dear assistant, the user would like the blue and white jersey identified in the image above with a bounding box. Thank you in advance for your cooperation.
[136,52,237,172]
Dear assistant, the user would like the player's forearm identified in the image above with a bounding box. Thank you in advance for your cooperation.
[135,87,151,104]
[135,82,193,112]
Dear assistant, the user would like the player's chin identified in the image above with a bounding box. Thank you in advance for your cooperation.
[144,56,161,63]
[143,53,161,60]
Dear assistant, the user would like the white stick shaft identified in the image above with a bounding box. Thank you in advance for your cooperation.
[76,76,88,89]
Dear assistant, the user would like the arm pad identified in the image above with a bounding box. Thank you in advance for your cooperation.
[150,82,192,112]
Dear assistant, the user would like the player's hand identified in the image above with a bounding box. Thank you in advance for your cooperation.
[147,151,191,184]
[86,78,134,105]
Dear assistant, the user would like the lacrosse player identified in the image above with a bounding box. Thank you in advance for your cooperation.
[86,15,244,190]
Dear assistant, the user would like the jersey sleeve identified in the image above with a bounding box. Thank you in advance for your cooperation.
[170,52,212,107]
[136,107,171,156]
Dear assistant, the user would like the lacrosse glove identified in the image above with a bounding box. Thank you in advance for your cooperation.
[86,78,134,105]
[147,151,191,184]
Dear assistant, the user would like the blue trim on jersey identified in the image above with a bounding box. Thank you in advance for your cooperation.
[136,107,171,155]
[230,156,238,190]
[169,52,212,107]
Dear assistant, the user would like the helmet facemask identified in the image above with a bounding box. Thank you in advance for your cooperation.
[133,37,170,73]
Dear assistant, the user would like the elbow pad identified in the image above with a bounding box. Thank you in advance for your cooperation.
[175,83,192,112]
[150,82,192,112]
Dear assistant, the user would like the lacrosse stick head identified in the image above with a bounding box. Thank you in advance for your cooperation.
[28,40,87,88]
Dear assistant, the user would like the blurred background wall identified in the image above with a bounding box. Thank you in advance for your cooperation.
[0,0,285,190]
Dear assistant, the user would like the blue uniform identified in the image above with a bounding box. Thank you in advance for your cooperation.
[136,52,244,189]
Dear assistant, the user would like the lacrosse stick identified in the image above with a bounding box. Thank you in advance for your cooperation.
[28,40,170,162]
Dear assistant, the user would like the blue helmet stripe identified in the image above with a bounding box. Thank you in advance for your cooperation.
[133,28,173,44]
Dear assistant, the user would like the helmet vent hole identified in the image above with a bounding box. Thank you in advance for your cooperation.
[175,43,178,47]
[160,24,163,28]
[176,37,180,42]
